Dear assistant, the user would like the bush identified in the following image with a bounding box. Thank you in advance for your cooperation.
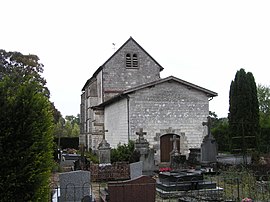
[111,141,138,163]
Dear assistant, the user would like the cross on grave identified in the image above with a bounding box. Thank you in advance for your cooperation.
[136,128,147,143]
[202,116,212,137]
[170,135,180,154]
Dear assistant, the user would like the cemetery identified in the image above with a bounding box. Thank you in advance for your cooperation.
[51,117,270,202]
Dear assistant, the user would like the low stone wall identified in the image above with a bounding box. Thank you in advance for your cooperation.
[90,162,130,181]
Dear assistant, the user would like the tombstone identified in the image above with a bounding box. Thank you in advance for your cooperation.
[81,195,92,202]
[135,128,149,154]
[74,156,90,171]
[156,169,218,199]
[130,161,143,179]
[188,148,201,165]
[201,116,217,164]
[170,135,180,156]
[106,175,156,202]
[171,155,187,170]
[98,138,111,165]
[73,144,90,171]
[59,170,91,202]
[135,128,157,173]
[169,135,182,169]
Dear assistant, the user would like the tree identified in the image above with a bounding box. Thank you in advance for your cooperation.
[210,112,230,152]
[0,49,49,97]
[0,50,54,201]
[65,114,80,126]
[228,68,259,154]
[53,115,80,138]
[51,102,62,124]
[257,84,270,152]
[257,84,270,127]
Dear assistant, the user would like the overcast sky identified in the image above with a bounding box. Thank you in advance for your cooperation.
[1,0,270,118]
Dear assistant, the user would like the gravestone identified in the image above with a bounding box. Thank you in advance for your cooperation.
[188,148,201,165]
[135,128,149,154]
[135,128,157,173]
[74,144,90,171]
[201,116,217,163]
[81,195,92,202]
[170,135,183,169]
[130,161,143,179]
[98,138,111,165]
[107,175,156,202]
[59,170,91,202]
[157,169,217,198]
[170,135,180,156]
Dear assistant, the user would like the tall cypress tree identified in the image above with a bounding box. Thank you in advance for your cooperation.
[228,68,259,154]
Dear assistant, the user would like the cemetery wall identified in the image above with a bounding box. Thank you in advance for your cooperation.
[90,162,130,181]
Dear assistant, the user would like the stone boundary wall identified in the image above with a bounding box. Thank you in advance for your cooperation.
[90,162,130,181]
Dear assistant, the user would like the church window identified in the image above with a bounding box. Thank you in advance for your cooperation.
[133,54,138,67]
[126,53,139,68]
[126,53,132,67]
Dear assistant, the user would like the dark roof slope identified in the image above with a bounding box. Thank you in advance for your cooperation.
[93,76,218,109]
[82,37,164,91]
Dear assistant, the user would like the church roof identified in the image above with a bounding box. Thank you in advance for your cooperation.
[82,37,164,91]
[93,76,218,109]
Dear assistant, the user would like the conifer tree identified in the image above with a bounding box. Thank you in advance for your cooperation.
[0,50,54,201]
[228,68,259,154]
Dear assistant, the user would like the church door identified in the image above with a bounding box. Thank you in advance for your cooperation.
[160,134,180,162]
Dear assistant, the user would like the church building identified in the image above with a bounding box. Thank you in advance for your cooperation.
[80,37,217,163]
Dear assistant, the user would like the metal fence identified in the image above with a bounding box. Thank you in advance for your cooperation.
[49,174,270,202]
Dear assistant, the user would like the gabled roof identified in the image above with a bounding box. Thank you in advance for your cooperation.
[93,76,218,109]
[82,37,164,91]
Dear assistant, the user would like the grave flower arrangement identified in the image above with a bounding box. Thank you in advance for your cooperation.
[159,167,172,172]
[242,198,252,202]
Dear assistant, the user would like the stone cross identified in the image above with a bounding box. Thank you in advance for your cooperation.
[170,135,180,154]
[136,128,147,143]
[202,116,212,137]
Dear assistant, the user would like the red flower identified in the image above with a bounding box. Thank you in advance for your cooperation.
[159,167,172,172]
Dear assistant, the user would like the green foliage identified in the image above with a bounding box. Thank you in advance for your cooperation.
[111,141,136,163]
[65,114,80,126]
[0,78,54,201]
[51,102,62,124]
[257,85,270,125]
[221,167,258,200]
[211,116,230,152]
[53,114,80,138]
[0,50,54,201]
[0,49,49,97]
[257,84,270,152]
[229,69,259,153]
[84,151,99,164]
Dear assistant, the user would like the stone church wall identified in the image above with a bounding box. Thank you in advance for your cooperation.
[102,39,161,102]
[128,81,209,155]
[104,98,129,148]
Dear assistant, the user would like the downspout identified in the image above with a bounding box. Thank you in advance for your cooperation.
[101,69,103,103]
[127,96,130,141]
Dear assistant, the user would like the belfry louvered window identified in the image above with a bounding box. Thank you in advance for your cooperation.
[126,53,138,68]
[132,54,138,67]
[126,53,132,67]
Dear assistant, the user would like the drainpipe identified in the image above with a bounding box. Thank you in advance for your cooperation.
[127,96,130,141]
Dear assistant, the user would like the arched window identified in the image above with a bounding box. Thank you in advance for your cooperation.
[126,53,131,67]
[133,54,138,67]
[126,53,138,68]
